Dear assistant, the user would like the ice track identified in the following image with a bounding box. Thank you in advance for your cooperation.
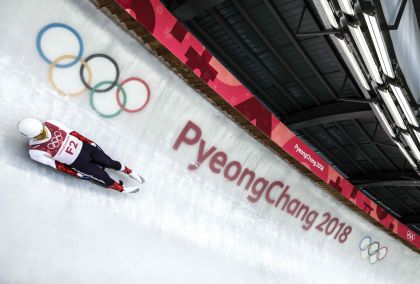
[0,1,419,283]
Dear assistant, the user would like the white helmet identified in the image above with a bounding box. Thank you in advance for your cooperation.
[17,118,44,138]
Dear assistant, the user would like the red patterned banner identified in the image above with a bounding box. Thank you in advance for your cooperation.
[115,0,419,248]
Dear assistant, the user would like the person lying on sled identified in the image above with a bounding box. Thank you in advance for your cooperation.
[18,117,144,193]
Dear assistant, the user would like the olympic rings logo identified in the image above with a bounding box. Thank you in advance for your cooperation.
[407,231,416,242]
[47,131,64,150]
[359,236,387,264]
[36,23,151,118]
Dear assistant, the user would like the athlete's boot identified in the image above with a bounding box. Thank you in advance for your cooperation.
[108,181,124,192]
[121,166,145,184]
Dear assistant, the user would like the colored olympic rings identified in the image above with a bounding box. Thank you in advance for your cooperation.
[89,81,127,118]
[80,53,120,92]
[116,77,151,113]
[49,54,93,96]
[36,23,151,118]
[359,236,387,264]
[36,23,84,68]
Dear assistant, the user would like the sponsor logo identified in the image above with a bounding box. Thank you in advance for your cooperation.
[294,144,324,172]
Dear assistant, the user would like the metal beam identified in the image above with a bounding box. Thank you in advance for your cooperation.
[383,189,418,215]
[301,0,368,100]
[300,129,355,175]
[296,6,307,34]
[413,0,420,30]
[338,98,373,104]
[231,0,322,105]
[335,121,382,172]
[319,125,368,174]
[284,102,374,130]
[356,180,420,187]
[401,215,420,224]
[296,30,340,37]
[351,172,419,185]
[187,20,287,117]
[373,142,397,148]
[171,0,226,22]
[208,8,304,111]
[263,0,338,101]
[384,0,408,30]
[352,121,399,171]
[355,173,420,213]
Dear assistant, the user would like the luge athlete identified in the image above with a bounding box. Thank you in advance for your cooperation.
[17,117,144,193]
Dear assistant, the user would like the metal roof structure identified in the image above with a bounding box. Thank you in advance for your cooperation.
[161,0,420,233]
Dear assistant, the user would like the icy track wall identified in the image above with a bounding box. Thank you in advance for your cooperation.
[0,0,419,283]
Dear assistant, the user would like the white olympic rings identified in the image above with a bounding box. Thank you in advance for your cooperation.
[47,131,64,150]
[407,231,416,242]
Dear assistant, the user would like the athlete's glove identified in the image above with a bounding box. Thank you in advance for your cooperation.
[108,181,124,192]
